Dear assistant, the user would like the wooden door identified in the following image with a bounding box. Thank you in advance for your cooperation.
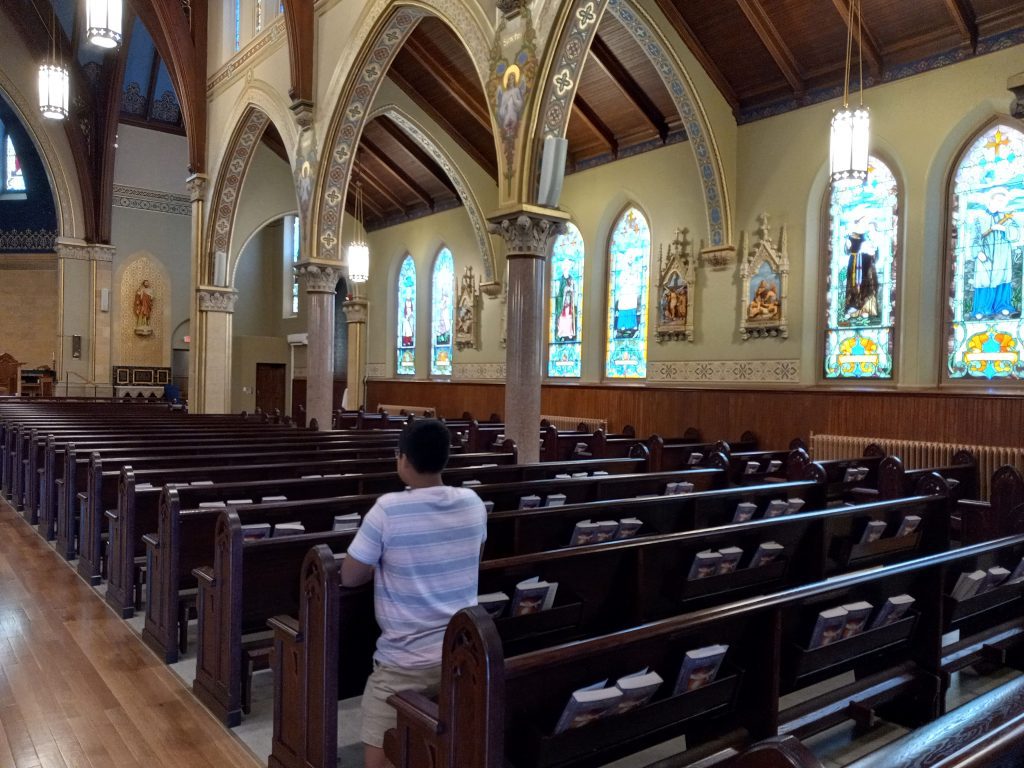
[255,363,286,414]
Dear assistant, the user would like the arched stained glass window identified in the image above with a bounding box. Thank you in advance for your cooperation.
[823,157,900,379]
[4,135,25,192]
[547,222,584,378]
[605,207,651,379]
[430,247,455,376]
[396,254,416,376]
[947,124,1024,380]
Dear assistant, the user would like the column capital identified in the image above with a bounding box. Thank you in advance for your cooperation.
[197,287,238,313]
[342,296,368,324]
[55,238,115,262]
[487,205,571,259]
[297,259,344,293]
[186,173,209,202]
[290,99,315,129]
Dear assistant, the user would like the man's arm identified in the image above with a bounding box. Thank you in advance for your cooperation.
[341,553,375,587]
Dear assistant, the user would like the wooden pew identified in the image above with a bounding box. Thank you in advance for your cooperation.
[876,451,980,502]
[539,425,638,462]
[385,532,1024,768]
[272,481,952,768]
[787,446,886,503]
[191,510,356,726]
[646,432,760,472]
[956,465,1024,544]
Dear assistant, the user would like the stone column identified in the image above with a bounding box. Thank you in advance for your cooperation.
[343,294,368,410]
[196,288,238,413]
[54,239,115,395]
[185,173,209,410]
[487,207,569,463]
[298,260,343,430]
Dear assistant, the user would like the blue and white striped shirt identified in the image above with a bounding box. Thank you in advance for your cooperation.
[347,485,487,668]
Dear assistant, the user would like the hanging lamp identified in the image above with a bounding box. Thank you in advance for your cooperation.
[347,180,370,283]
[830,0,870,185]
[38,5,69,120]
[86,0,123,49]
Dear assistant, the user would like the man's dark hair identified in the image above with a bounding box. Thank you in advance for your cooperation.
[398,419,451,473]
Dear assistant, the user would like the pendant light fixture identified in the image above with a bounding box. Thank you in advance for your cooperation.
[38,3,69,120]
[830,0,870,186]
[86,0,123,49]
[347,180,370,284]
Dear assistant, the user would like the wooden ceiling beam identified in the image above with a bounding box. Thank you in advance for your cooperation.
[387,68,498,180]
[281,0,314,103]
[572,97,618,158]
[588,34,669,142]
[943,0,978,51]
[652,0,740,112]
[355,156,410,215]
[402,36,492,134]
[360,136,435,210]
[830,0,885,77]
[375,116,460,197]
[345,173,385,220]
[735,0,805,96]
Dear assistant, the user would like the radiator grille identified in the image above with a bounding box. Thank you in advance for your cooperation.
[810,433,1024,500]
[541,414,608,433]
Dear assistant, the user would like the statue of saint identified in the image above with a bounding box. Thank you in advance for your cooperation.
[133,280,154,336]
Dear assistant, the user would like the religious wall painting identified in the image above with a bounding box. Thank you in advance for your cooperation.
[430,247,455,376]
[605,207,651,378]
[947,124,1024,380]
[824,157,899,379]
[396,254,416,376]
[455,266,481,350]
[739,214,789,340]
[547,222,585,378]
[133,280,155,337]
[656,228,696,343]
[488,1,538,196]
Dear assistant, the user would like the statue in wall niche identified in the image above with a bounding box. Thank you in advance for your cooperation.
[133,280,154,337]
[455,266,481,350]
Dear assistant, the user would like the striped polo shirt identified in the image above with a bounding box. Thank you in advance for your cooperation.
[347,485,487,668]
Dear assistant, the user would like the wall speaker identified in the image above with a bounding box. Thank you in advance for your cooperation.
[537,135,568,208]
[100,287,110,312]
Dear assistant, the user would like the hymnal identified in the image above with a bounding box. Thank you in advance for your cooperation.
[859,520,887,544]
[764,499,789,518]
[553,681,621,734]
[240,523,270,541]
[984,566,1011,592]
[687,550,723,580]
[767,460,783,473]
[571,472,589,479]
[843,467,859,482]
[227,498,253,505]
[477,592,510,619]
[198,501,226,509]
[733,502,757,523]
[868,594,915,629]
[570,520,600,546]
[333,513,361,532]
[263,495,288,502]
[894,515,921,537]
[808,607,849,648]
[190,480,214,486]
[301,474,323,479]
[519,495,542,509]
[717,546,744,574]
[611,669,664,714]
[787,498,806,514]
[1008,556,1024,584]
[749,541,784,568]
[615,518,643,540]
[688,452,704,466]
[676,482,695,494]
[462,479,482,487]
[840,601,873,638]
[952,570,987,600]
[554,473,572,480]
[592,520,620,543]
[744,461,760,475]
[664,482,679,496]
[673,644,728,694]
[546,493,567,507]
[272,522,305,537]
[592,470,610,476]
[510,577,558,616]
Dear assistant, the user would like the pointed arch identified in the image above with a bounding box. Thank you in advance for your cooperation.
[528,0,732,248]
[822,156,902,380]
[430,246,455,376]
[605,204,652,379]
[396,253,417,376]
[943,117,1024,382]
[314,3,495,270]
[547,221,585,378]
[368,104,497,284]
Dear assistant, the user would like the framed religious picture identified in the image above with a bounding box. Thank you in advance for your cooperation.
[655,228,696,342]
[740,214,789,340]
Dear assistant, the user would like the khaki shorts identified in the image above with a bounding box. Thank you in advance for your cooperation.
[360,661,442,748]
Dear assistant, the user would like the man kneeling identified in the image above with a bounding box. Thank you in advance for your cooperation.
[342,419,487,768]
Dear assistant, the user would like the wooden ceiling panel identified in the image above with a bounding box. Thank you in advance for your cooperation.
[973,0,1024,28]
[758,0,847,77]
[861,0,960,54]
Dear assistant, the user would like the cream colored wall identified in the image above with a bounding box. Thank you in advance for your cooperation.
[230,144,298,274]
[0,256,58,371]
[231,335,291,412]
[735,43,1024,387]
[114,125,189,192]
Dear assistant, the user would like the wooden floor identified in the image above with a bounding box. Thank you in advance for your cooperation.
[0,498,261,768]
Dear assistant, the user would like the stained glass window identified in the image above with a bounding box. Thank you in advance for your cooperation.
[430,248,454,376]
[823,157,899,379]
[396,254,416,376]
[547,222,584,378]
[255,0,263,33]
[234,0,241,50]
[4,135,25,193]
[947,124,1024,380]
[605,207,651,378]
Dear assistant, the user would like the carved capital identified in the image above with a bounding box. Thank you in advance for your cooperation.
[479,280,502,298]
[290,99,315,129]
[700,244,735,271]
[186,172,209,202]
[487,207,569,259]
[55,238,115,262]
[342,296,369,324]
[297,260,344,293]
[197,288,238,313]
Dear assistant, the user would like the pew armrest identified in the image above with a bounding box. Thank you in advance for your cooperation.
[267,614,300,641]
[142,533,158,550]
[76,491,87,505]
[389,690,442,736]
[193,565,214,585]
[847,487,879,502]
[957,499,990,513]
[105,508,119,522]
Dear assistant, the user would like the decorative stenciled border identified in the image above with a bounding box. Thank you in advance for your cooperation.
[0,229,57,252]
[453,363,507,380]
[647,360,800,384]
[209,109,271,260]
[112,185,191,216]
[207,17,288,96]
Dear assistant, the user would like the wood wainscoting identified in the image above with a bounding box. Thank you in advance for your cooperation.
[365,380,1024,447]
